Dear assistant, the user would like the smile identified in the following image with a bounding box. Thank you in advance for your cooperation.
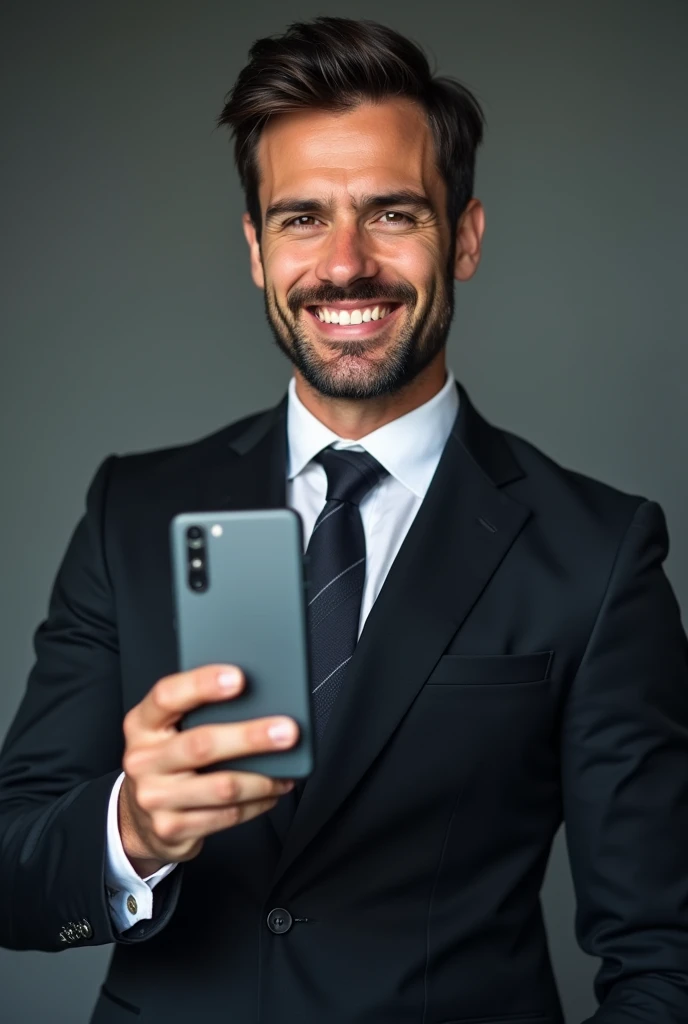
[305,302,404,338]
[310,303,396,324]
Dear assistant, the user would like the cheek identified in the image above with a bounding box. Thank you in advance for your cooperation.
[375,235,442,284]
[264,245,316,297]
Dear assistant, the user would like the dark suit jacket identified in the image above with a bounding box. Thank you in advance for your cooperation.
[1,383,688,1024]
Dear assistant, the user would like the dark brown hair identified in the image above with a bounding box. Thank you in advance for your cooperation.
[218,17,485,240]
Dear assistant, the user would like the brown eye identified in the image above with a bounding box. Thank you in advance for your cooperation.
[289,216,317,228]
[379,212,413,225]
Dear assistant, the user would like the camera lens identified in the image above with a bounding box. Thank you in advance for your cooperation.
[187,526,202,540]
[189,570,208,591]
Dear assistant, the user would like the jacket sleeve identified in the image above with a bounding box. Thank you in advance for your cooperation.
[562,499,688,1022]
[0,456,182,951]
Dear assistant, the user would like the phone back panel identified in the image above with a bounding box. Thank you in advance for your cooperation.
[170,509,314,778]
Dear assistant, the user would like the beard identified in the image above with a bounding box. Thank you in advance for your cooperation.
[261,259,455,400]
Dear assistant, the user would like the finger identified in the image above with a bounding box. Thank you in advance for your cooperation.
[141,715,300,774]
[134,665,246,733]
[135,771,294,813]
[154,797,280,846]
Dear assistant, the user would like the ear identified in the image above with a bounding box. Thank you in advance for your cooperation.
[242,212,265,289]
[453,198,485,283]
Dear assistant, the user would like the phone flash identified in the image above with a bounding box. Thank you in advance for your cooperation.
[211,524,223,537]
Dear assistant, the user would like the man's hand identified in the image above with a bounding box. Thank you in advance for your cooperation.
[118,664,299,876]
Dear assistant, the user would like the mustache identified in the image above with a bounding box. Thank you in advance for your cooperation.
[286,281,417,316]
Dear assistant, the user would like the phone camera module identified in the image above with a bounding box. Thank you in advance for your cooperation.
[186,526,208,592]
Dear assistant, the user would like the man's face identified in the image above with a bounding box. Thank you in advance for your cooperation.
[243,99,481,400]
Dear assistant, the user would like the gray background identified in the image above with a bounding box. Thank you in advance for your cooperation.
[1,0,687,1021]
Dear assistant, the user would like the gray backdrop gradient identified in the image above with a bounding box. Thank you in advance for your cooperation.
[1,1,687,1021]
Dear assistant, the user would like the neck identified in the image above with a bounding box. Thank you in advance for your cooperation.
[293,351,447,440]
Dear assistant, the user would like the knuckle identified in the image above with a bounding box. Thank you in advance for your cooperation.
[153,812,178,842]
[135,786,158,812]
[122,749,145,778]
[151,679,175,712]
[217,773,239,803]
[243,719,265,750]
[186,727,214,763]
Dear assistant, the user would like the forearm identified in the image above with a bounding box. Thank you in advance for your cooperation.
[0,771,121,951]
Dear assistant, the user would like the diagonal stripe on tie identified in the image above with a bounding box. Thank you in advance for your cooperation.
[308,561,366,632]
[308,557,365,606]
[312,655,353,694]
[310,502,346,534]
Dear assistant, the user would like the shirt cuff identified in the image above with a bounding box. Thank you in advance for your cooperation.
[104,771,178,933]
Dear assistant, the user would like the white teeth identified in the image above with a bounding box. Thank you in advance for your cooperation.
[314,304,393,323]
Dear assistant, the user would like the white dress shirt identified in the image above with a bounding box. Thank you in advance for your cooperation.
[105,368,459,932]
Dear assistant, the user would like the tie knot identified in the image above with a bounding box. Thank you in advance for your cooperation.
[315,447,388,506]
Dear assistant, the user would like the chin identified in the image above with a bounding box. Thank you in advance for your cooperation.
[307,357,402,400]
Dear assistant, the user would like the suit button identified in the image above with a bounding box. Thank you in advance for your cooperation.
[266,908,293,934]
[126,895,138,915]
[78,919,93,939]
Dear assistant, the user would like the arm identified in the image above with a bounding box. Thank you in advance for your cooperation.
[563,500,688,1022]
[0,456,181,951]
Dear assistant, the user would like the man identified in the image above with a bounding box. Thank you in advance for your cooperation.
[1,15,687,1024]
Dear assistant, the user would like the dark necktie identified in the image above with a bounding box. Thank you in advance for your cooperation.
[306,446,389,739]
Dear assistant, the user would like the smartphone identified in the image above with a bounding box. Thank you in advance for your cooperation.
[170,509,314,779]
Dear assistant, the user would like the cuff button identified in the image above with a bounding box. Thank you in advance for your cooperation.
[126,895,138,915]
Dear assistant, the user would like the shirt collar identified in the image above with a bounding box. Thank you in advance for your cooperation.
[286,369,459,499]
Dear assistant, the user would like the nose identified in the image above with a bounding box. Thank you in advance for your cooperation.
[314,222,379,287]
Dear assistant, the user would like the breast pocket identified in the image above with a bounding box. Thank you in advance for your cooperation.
[427,651,554,686]
[90,985,141,1021]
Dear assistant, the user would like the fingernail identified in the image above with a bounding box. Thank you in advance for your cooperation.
[217,668,242,692]
[268,720,297,746]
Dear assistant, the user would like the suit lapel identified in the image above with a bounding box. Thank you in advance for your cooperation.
[270,384,532,884]
[193,397,288,514]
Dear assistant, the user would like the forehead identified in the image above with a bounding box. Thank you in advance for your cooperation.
[255,98,443,204]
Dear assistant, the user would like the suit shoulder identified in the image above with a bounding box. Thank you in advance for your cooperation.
[105,406,273,485]
[501,426,652,538]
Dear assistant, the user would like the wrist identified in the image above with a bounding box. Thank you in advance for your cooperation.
[127,853,168,878]
[118,777,167,877]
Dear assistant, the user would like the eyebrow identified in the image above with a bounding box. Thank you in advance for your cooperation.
[264,189,434,223]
